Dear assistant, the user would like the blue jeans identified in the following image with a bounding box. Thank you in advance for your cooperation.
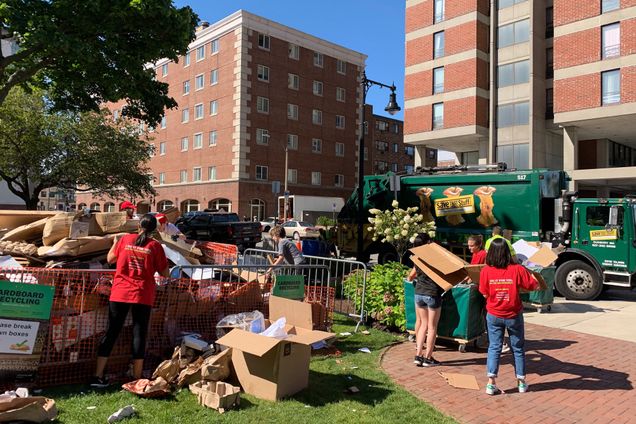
[486,312,526,379]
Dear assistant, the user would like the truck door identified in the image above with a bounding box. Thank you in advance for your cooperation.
[577,204,629,273]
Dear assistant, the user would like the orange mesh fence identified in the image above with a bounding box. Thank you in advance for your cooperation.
[195,241,238,265]
[0,265,333,389]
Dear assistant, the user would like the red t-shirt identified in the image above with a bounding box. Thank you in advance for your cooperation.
[479,264,538,318]
[470,249,487,265]
[110,234,168,306]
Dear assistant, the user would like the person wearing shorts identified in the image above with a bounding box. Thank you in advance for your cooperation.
[407,233,444,367]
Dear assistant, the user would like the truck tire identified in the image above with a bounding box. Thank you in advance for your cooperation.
[263,226,270,233]
[378,248,399,264]
[555,260,603,300]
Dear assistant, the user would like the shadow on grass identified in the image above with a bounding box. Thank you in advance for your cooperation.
[292,369,391,407]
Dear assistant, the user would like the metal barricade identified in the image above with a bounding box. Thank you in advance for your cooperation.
[243,248,369,332]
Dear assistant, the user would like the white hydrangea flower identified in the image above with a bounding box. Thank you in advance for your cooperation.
[369,208,381,215]
[391,200,399,208]
[401,229,408,236]
[409,236,416,243]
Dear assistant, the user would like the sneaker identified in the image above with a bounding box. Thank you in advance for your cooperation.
[89,376,109,388]
[422,357,441,367]
[413,355,424,366]
[518,381,528,393]
[485,384,500,396]
[501,343,511,354]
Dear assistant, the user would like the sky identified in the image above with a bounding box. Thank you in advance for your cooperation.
[174,0,406,120]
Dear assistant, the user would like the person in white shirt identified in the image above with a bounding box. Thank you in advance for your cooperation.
[155,213,186,240]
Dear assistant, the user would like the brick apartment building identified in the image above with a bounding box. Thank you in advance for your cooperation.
[77,10,371,220]
[404,0,636,196]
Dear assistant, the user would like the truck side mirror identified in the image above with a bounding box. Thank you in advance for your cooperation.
[609,206,619,226]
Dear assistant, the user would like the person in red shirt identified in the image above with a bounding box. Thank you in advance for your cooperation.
[468,235,486,265]
[479,237,544,396]
[91,214,169,388]
[120,201,136,219]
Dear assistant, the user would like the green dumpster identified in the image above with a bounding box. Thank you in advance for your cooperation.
[520,266,555,312]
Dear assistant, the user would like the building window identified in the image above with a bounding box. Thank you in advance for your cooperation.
[602,0,619,13]
[546,47,554,78]
[195,103,204,120]
[375,161,388,173]
[434,0,445,23]
[287,134,298,150]
[497,60,530,87]
[312,109,322,125]
[208,198,230,211]
[90,202,101,211]
[376,121,388,131]
[392,123,399,134]
[404,165,414,173]
[393,143,399,153]
[314,52,324,67]
[180,169,187,183]
[196,45,205,61]
[288,73,299,90]
[258,33,270,50]
[337,59,346,74]
[184,51,190,67]
[194,74,204,90]
[335,142,345,157]
[433,67,444,93]
[257,64,270,82]
[160,141,166,155]
[257,96,269,114]
[312,138,322,153]
[498,0,527,9]
[602,69,621,105]
[546,6,554,38]
[546,88,554,118]
[405,146,415,156]
[208,166,217,180]
[602,23,620,59]
[211,38,219,54]
[182,200,200,212]
[313,80,323,96]
[432,103,444,129]
[255,165,268,180]
[334,174,344,187]
[335,115,345,129]
[391,163,398,172]
[193,167,202,182]
[497,143,529,169]
[181,108,189,123]
[161,63,168,76]
[193,132,203,149]
[209,130,217,146]
[183,80,190,95]
[209,100,218,116]
[433,31,444,58]
[498,19,530,48]
[161,116,167,129]
[336,87,346,102]
[364,147,368,161]
[181,137,189,151]
[287,168,297,184]
[497,101,530,127]
[311,171,321,185]
[256,128,269,145]
[289,43,300,60]
[210,69,218,85]
[287,103,299,120]
[376,141,388,152]
[158,173,165,185]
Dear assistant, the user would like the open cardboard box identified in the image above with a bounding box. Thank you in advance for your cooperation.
[216,296,334,401]
[409,243,484,292]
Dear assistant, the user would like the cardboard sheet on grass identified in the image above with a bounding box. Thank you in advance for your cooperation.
[216,296,334,401]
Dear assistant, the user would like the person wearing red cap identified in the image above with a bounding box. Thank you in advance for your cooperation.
[155,213,185,240]
[120,201,136,219]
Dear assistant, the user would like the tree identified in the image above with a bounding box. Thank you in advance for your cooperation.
[0,0,197,125]
[0,88,155,209]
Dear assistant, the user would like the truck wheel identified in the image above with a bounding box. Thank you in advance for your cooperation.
[378,248,399,264]
[263,226,270,233]
[555,260,603,300]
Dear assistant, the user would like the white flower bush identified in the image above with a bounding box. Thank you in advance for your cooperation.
[367,200,436,263]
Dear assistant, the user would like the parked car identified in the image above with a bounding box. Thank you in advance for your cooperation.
[175,211,262,250]
[281,220,320,239]
[259,217,281,233]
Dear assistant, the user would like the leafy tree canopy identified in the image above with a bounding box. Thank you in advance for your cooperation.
[0,87,156,209]
[0,0,197,125]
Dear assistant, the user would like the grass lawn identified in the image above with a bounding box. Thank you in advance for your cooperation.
[43,316,456,424]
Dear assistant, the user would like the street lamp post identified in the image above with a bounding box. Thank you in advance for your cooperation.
[356,72,401,262]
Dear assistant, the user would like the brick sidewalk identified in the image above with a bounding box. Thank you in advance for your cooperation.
[381,323,636,424]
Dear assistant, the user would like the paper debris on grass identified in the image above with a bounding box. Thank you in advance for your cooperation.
[345,386,360,394]
[438,372,480,390]
[339,332,352,336]
[107,405,136,423]
[86,406,96,410]
[361,330,370,335]
[358,347,371,353]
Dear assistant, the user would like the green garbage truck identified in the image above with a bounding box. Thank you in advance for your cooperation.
[337,164,635,300]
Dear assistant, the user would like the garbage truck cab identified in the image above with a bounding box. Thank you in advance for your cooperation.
[336,164,636,300]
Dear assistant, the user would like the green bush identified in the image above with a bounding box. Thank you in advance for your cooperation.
[343,262,410,331]
[316,216,336,227]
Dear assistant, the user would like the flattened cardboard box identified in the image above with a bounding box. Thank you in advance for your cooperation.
[410,243,484,291]
[216,296,334,401]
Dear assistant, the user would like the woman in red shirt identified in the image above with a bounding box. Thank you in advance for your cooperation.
[91,214,169,388]
[468,235,486,265]
[479,237,542,395]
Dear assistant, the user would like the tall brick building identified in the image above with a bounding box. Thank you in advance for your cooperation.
[404,0,636,195]
[77,10,372,220]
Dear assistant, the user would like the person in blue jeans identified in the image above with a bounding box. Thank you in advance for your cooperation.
[479,237,543,395]
[407,233,444,367]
